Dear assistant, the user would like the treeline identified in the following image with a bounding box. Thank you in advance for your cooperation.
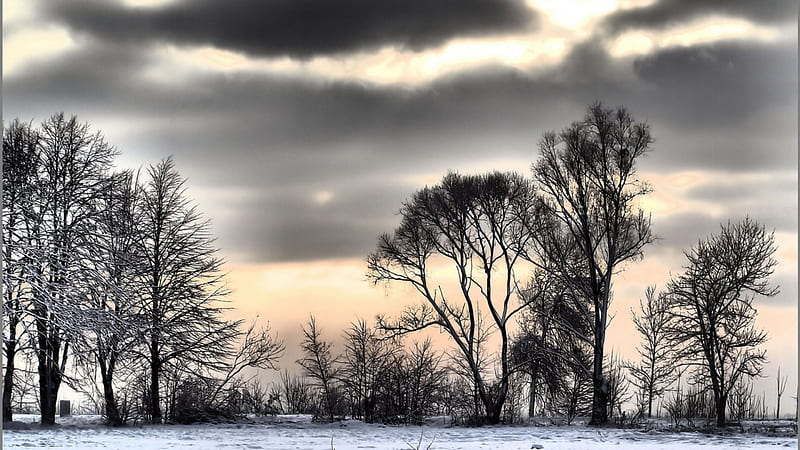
[3,105,783,429]
[2,115,283,426]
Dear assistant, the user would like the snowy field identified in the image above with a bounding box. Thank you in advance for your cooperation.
[3,414,796,450]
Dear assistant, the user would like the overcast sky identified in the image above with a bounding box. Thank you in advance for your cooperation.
[3,0,797,405]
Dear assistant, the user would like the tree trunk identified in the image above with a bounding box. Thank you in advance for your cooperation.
[37,362,60,426]
[486,402,502,425]
[3,339,17,422]
[150,358,162,424]
[478,376,508,425]
[99,357,122,426]
[528,370,538,419]
[36,318,63,426]
[715,394,727,427]
[589,324,608,425]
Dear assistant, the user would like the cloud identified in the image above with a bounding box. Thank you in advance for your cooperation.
[46,0,536,59]
[3,36,795,264]
[602,0,798,35]
[628,40,797,172]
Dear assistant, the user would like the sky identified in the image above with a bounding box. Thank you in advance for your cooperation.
[3,0,798,413]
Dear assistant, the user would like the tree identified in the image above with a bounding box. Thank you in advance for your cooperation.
[776,367,788,419]
[30,114,118,425]
[297,315,339,422]
[367,171,543,424]
[135,157,240,423]
[665,218,778,427]
[531,103,654,424]
[2,120,41,422]
[339,319,397,422]
[207,319,285,408]
[511,280,585,419]
[75,170,144,426]
[626,286,677,418]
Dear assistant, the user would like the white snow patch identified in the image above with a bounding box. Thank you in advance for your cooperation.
[3,415,796,449]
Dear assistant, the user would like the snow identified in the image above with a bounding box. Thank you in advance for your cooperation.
[3,415,796,450]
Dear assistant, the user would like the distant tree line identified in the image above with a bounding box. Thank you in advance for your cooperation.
[2,115,283,426]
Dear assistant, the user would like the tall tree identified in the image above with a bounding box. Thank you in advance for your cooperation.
[367,171,543,424]
[77,171,143,426]
[626,286,677,418]
[135,157,239,423]
[2,120,41,422]
[31,114,117,425]
[531,103,654,424]
[665,218,778,427]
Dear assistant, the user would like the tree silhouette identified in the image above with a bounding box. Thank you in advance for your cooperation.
[135,157,239,424]
[368,171,544,424]
[665,218,778,427]
[626,286,677,418]
[531,103,654,424]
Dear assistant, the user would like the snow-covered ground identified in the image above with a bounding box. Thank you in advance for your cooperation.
[3,414,796,449]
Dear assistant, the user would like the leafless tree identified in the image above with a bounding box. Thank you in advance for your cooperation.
[25,114,118,425]
[278,369,312,414]
[367,171,544,424]
[2,120,41,422]
[626,286,677,418]
[297,315,340,422]
[395,339,448,424]
[776,367,788,419]
[665,218,778,427]
[278,369,313,414]
[512,280,585,419]
[71,170,144,426]
[339,319,397,422]
[134,157,240,423]
[605,351,630,419]
[207,319,285,407]
[531,102,654,424]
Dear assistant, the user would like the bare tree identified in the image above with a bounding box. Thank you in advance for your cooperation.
[605,351,630,419]
[339,319,397,422]
[73,170,144,426]
[665,218,778,427]
[297,315,339,422]
[207,319,285,407]
[367,171,543,424]
[512,280,585,420]
[278,369,313,414]
[395,339,448,424]
[531,102,654,424]
[2,120,40,422]
[27,114,118,425]
[135,157,240,423]
[626,286,677,418]
[776,367,788,419]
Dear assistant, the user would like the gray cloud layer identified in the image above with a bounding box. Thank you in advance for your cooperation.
[4,12,796,264]
[602,0,798,34]
[45,0,535,59]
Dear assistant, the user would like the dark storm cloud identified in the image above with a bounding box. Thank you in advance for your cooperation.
[3,36,795,263]
[46,0,536,59]
[602,0,798,35]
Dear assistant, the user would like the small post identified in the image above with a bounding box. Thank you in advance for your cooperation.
[59,400,71,417]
